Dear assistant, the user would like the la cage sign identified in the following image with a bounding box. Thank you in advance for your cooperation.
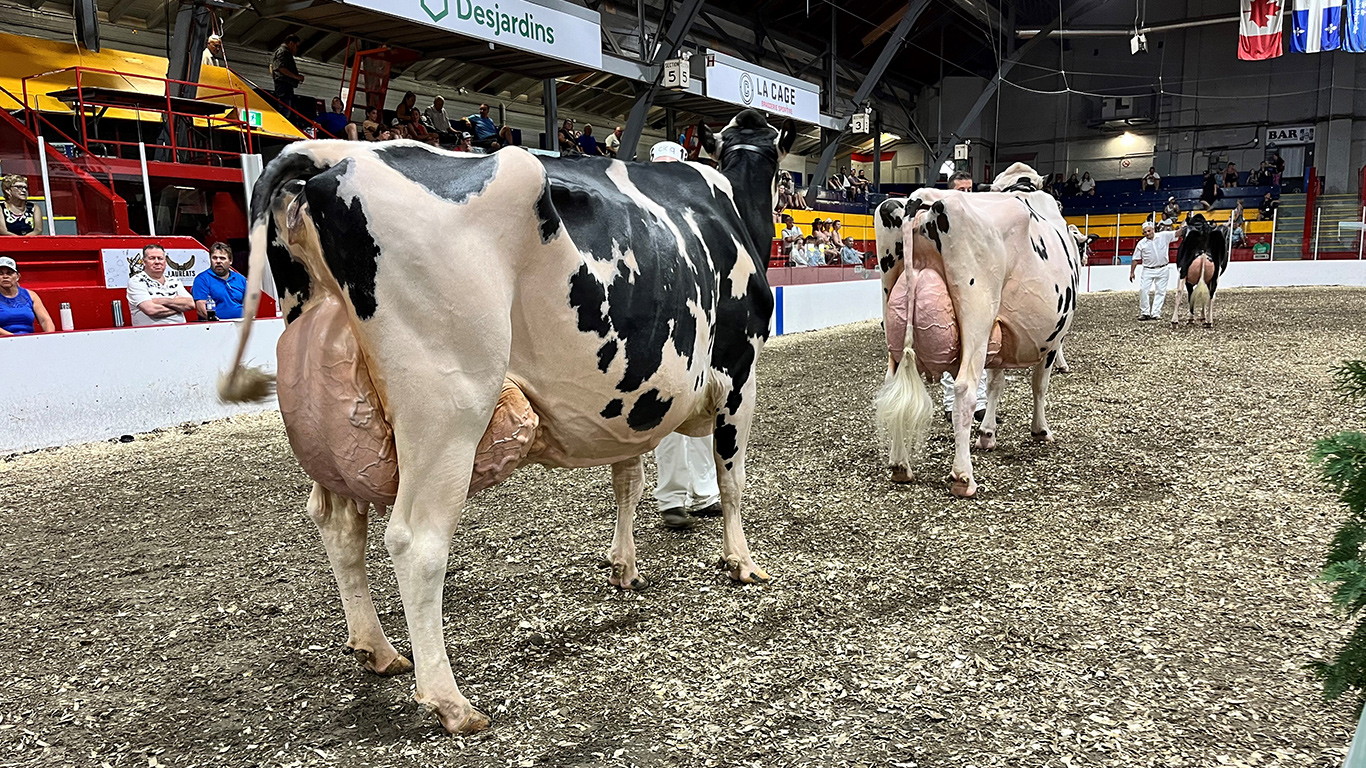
[704,49,821,124]
[343,0,602,69]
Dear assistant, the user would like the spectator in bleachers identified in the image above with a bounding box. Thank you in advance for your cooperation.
[0,175,43,236]
[1259,192,1279,219]
[1223,162,1239,188]
[826,173,845,200]
[558,119,581,155]
[424,96,451,133]
[800,237,826,267]
[830,219,846,248]
[127,244,193,326]
[1051,174,1065,200]
[270,34,304,112]
[1198,171,1222,211]
[1230,201,1246,247]
[1254,161,1274,186]
[604,126,623,158]
[577,124,604,156]
[317,97,356,140]
[361,107,390,141]
[395,92,436,144]
[1128,221,1183,321]
[840,238,864,265]
[950,171,973,192]
[1270,153,1285,185]
[1064,172,1081,196]
[1080,171,1095,196]
[780,214,802,261]
[1142,166,1161,192]
[201,34,225,68]
[468,103,514,151]
[192,242,246,321]
[0,257,53,335]
[776,170,807,214]
[1162,196,1182,227]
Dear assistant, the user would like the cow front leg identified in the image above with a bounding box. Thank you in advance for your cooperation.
[307,483,413,677]
[714,398,770,585]
[1030,360,1056,442]
[975,369,1005,452]
[385,439,490,735]
[606,456,647,590]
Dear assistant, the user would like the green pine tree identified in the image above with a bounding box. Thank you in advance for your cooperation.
[1311,358,1366,710]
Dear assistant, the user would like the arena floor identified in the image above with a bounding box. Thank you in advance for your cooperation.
[2,288,1363,768]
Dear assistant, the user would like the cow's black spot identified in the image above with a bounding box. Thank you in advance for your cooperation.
[265,220,311,325]
[880,254,896,273]
[879,199,905,229]
[725,390,743,415]
[567,264,611,337]
[601,399,623,419]
[373,144,499,206]
[251,149,320,223]
[1031,235,1049,261]
[969,278,975,286]
[1045,349,1058,368]
[922,221,942,253]
[303,159,381,320]
[931,200,950,232]
[534,180,561,243]
[627,389,672,431]
[714,420,739,461]
[1056,292,1064,313]
[597,340,617,372]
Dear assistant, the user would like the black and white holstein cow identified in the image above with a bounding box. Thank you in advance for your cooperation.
[873,163,1083,498]
[219,110,795,733]
[1168,213,1229,328]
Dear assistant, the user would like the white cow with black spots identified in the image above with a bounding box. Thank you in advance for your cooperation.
[873,163,1082,497]
[220,110,795,733]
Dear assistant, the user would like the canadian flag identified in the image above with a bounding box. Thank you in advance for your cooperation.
[1239,0,1284,60]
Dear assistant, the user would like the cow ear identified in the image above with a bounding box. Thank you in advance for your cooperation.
[777,119,796,158]
[696,120,718,159]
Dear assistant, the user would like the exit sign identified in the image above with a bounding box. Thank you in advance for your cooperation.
[239,109,264,128]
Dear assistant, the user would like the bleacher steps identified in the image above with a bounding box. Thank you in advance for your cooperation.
[1272,193,1305,257]
[1312,193,1363,254]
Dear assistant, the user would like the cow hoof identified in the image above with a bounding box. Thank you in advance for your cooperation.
[890,465,913,483]
[350,646,414,677]
[976,431,996,451]
[609,573,649,591]
[1203,322,1213,328]
[720,557,772,584]
[949,475,977,498]
[1054,365,1070,374]
[420,697,491,735]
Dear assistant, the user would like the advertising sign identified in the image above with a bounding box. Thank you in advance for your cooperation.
[1265,125,1315,145]
[703,49,821,124]
[342,0,602,69]
[103,248,210,290]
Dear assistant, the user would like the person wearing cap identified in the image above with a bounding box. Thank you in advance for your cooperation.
[127,244,194,326]
[0,257,54,335]
[0,175,42,236]
[202,34,226,68]
[646,140,721,530]
[1162,196,1182,226]
[1129,220,1183,321]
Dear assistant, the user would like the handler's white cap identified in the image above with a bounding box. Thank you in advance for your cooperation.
[1142,220,1155,231]
[649,141,686,162]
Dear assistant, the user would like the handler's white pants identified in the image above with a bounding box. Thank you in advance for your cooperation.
[1139,266,1169,318]
[653,433,720,511]
[941,372,989,414]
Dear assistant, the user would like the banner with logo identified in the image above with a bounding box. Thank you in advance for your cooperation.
[342,0,602,69]
[703,49,821,125]
[1347,0,1366,51]
[102,248,209,289]
[1238,0,1284,60]
[1291,0,1343,53]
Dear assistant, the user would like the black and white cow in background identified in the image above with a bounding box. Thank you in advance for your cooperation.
[220,110,795,733]
[1169,213,1230,328]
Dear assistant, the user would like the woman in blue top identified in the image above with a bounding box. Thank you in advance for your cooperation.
[0,175,44,236]
[0,257,54,335]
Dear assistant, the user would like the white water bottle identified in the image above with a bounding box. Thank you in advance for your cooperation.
[59,302,73,331]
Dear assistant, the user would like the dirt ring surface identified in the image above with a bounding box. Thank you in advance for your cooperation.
[0,287,1361,767]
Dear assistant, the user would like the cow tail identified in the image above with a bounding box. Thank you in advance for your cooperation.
[874,244,932,472]
[1191,255,1212,319]
[220,148,326,403]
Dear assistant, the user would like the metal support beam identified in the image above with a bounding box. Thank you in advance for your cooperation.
[873,115,882,192]
[931,0,1108,170]
[804,0,930,207]
[543,77,558,152]
[619,0,706,160]
[107,0,139,23]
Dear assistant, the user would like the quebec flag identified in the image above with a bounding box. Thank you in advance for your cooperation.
[1347,0,1366,52]
[1292,0,1343,53]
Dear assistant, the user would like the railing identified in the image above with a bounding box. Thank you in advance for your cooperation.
[1303,166,1320,260]
[18,66,253,166]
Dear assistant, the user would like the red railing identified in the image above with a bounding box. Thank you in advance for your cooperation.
[19,66,254,167]
[1303,166,1320,260]
[0,104,131,235]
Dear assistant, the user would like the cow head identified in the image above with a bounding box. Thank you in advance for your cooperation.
[990,162,1045,193]
[696,110,796,170]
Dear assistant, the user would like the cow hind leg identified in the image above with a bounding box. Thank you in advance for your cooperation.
[606,456,648,590]
[975,369,1005,452]
[307,482,413,677]
[1029,360,1056,443]
[713,395,770,584]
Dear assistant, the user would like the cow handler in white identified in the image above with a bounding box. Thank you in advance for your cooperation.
[1129,220,1183,321]
[648,140,723,530]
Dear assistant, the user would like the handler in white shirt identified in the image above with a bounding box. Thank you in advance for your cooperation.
[1128,221,1182,321]
[126,244,194,326]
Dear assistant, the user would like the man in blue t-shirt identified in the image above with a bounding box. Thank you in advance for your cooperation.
[191,242,247,320]
[576,124,603,156]
[467,103,514,150]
